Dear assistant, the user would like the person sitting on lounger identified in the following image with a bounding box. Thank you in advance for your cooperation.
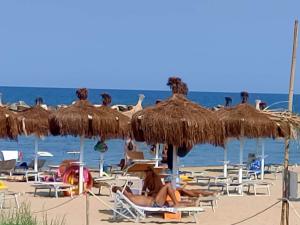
[112,183,187,207]
[142,167,217,198]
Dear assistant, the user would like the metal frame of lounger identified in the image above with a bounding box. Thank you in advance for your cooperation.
[113,190,204,223]
[209,181,244,196]
[243,180,272,196]
[32,182,74,198]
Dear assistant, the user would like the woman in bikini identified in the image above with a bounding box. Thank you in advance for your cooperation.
[112,183,185,207]
[142,167,218,198]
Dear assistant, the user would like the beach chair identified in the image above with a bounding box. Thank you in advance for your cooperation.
[243,180,272,196]
[113,190,204,223]
[246,159,262,179]
[14,159,47,182]
[0,159,17,176]
[31,181,75,198]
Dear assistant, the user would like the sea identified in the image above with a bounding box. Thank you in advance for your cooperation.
[0,86,300,169]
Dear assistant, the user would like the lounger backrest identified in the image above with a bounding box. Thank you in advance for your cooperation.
[0,151,19,161]
[126,151,144,160]
[115,190,146,215]
[0,159,16,171]
[28,159,46,170]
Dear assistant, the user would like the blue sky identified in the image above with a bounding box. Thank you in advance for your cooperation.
[0,1,299,93]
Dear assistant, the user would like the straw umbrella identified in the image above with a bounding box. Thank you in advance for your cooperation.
[94,93,130,176]
[215,92,286,182]
[132,77,225,186]
[0,106,19,140]
[18,99,50,175]
[49,88,130,194]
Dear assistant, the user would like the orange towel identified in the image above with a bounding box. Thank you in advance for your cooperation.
[164,190,181,220]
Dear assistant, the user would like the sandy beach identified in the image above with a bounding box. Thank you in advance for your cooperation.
[1,165,300,225]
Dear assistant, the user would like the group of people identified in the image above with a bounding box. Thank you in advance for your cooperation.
[113,165,218,208]
[113,138,218,208]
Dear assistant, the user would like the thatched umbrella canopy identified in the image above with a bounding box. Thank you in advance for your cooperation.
[49,90,130,139]
[49,88,130,193]
[215,92,288,181]
[49,89,99,138]
[0,106,19,140]
[18,105,50,138]
[16,99,51,175]
[216,103,286,139]
[132,77,225,148]
[93,93,131,176]
[95,93,131,139]
[132,77,224,187]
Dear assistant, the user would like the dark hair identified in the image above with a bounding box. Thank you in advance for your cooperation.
[112,186,122,193]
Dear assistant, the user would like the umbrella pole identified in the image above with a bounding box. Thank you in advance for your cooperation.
[34,137,39,181]
[99,153,104,177]
[79,136,84,194]
[155,143,159,167]
[224,144,228,178]
[238,138,244,184]
[256,139,259,156]
[261,140,265,180]
[172,146,178,188]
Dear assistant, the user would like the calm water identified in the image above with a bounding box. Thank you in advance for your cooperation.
[0,86,300,168]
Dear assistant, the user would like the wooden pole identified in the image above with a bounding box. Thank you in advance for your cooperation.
[288,20,299,112]
[86,193,90,225]
[281,19,298,225]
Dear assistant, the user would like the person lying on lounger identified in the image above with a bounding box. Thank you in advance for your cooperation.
[112,183,189,208]
[142,167,218,198]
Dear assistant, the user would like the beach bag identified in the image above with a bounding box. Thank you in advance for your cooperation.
[94,141,108,153]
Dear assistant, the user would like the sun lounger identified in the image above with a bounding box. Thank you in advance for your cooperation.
[31,182,74,198]
[208,180,244,196]
[265,164,283,180]
[0,159,16,176]
[113,190,204,223]
[93,176,116,196]
[243,180,272,196]
[181,195,219,212]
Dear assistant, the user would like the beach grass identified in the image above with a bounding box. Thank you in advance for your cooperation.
[0,204,65,225]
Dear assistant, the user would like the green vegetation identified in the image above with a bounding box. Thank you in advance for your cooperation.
[0,204,65,225]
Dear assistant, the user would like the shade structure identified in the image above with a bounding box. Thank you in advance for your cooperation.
[0,106,19,140]
[49,88,130,194]
[216,103,285,139]
[132,93,225,148]
[215,103,287,183]
[94,102,131,176]
[94,105,131,140]
[49,101,130,139]
[132,77,225,187]
[18,105,51,176]
[18,105,50,137]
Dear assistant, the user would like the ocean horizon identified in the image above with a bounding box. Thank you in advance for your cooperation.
[0,86,300,168]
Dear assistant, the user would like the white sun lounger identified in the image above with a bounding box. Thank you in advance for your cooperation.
[31,182,74,198]
[113,190,204,223]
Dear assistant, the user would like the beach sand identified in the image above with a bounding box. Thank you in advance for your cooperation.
[1,165,300,225]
